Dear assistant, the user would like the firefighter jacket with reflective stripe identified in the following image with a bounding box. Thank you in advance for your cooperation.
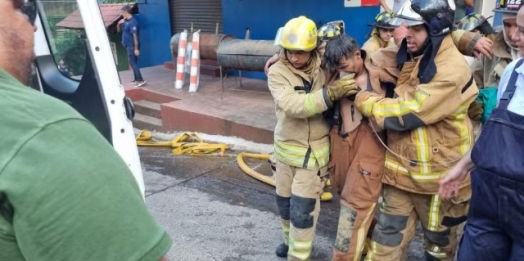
[355,35,479,194]
[268,51,332,169]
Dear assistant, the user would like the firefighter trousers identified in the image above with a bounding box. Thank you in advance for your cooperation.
[329,124,385,261]
[275,160,327,261]
[365,185,469,261]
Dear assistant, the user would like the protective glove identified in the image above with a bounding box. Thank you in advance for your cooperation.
[326,74,360,102]
[468,100,483,122]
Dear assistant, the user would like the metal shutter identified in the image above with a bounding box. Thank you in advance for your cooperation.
[169,0,223,35]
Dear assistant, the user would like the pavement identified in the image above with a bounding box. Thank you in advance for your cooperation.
[140,145,427,261]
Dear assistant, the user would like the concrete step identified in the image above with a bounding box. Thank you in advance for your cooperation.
[133,113,163,131]
[134,100,161,118]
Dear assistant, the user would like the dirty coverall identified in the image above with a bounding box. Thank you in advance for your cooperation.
[267,50,331,261]
[355,35,479,261]
[328,50,395,261]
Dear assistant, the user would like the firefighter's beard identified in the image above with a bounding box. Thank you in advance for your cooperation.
[3,30,35,86]
[16,54,35,86]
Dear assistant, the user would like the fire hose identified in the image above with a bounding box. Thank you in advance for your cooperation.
[135,131,332,201]
[236,152,333,202]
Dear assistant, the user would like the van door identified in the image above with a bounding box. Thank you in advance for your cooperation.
[32,0,145,198]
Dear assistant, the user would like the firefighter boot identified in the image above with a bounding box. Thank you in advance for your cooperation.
[276,243,289,258]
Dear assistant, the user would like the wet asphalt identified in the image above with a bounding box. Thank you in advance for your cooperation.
[140,147,426,261]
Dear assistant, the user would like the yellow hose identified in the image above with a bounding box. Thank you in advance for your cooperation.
[237,152,274,186]
[237,152,333,202]
[136,130,332,201]
[136,130,228,156]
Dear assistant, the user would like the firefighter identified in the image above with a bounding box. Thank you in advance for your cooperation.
[456,13,497,138]
[362,11,398,55]
[473,6,520,89]
[265,20,344,77]
[317,21,343,43]
[352,0,479,260]
[456,13,496,86]
[464,7,521,126]
[267,21,345,203]
[322,34,394,261]
[456,13,496,38]
[267,16,360,261]
[264,21,493,77]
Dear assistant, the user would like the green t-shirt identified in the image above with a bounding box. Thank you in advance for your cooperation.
[0,69,172,261]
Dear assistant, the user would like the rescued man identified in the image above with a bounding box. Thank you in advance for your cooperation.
[322,34,395,261]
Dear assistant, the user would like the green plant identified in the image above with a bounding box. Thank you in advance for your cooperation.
[54,30,86,75]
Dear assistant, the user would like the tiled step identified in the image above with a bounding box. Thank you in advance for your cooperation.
[134,100,161,118]
[133,113,163,131]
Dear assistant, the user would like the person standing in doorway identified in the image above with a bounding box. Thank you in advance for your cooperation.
[118,5,146,87]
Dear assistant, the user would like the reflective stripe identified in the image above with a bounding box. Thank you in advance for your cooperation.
[427,247,447,259]
[274,141,311,168]
[289,237,313,260]
[281,219,290,245]
[304,93,321,115]
[361,96,378,116]
[415,127,431,175]
[426,196,447,259]
[450,104,472,154]
[365,241,378,261]
[274,140,329,169]
[427,195,441,231]
[384,157,446,182]
[361,91,428,117]
[274,149,305,167]
[353,203,377,261]
[312,144,330,167]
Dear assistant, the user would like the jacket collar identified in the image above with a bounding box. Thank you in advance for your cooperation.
[364,49,398,94]
[397,34,453,84]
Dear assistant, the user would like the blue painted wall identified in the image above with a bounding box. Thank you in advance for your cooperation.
[222,0,380,79]
[135,0,172,68]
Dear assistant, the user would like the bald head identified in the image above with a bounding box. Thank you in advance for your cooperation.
[0,0,36,85]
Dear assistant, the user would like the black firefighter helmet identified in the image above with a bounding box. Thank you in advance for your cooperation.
[368,11,398,29]
[390,0,456,36]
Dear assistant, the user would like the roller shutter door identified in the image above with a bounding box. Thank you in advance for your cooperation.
[169,0,223,35]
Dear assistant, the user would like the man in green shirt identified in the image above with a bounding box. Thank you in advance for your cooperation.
[0,1,171,260]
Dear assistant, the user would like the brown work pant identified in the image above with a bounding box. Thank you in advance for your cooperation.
[275,160,327,261]
[329,124,386,261]
[365,185,470,261]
